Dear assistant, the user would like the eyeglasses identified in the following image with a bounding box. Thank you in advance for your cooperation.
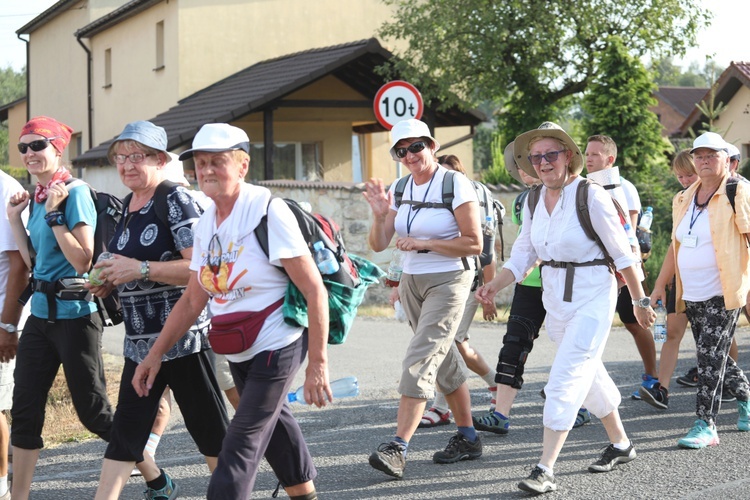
[207,233,222,275]
[395,141,427,159]
[17,137,59,154]
[112,153,154,164]
[693,153,720,163]
[528,149,567,166]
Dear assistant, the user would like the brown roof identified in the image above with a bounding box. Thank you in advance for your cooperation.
[679,61,750,136]
[75,0,162,38]
[16,0,80,35]
[654,86,708,117]
[74,38,486,167]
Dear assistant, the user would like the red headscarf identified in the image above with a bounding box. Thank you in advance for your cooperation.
[20,116,73,154]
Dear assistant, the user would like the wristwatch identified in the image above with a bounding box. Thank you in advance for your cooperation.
[632,296,651,308]
[45,211,66,227]
[0,322,17,334]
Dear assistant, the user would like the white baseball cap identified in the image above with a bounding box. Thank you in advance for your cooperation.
[163,152,190,186]
[179,123,250,160]
[690,132,728,154]
[726,143,741,160]
[388,119,440,161]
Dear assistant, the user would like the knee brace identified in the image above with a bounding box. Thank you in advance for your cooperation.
[494,314,539,390]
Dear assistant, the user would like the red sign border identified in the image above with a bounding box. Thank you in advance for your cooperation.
[373,80,424,130]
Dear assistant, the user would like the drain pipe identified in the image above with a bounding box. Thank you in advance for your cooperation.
[17,34,29,121]
[76,34,93,152]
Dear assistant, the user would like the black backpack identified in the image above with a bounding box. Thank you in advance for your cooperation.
[27,179,124,325]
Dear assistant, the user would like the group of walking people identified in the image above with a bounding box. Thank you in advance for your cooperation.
[1,112,748,498]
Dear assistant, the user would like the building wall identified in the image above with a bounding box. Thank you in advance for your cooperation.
[88,1,179,144]
[6,100,28,169]
[650,98,686,137]
[714,85,750,155]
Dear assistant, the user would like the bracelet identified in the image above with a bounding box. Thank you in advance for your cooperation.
[140,260,150,281]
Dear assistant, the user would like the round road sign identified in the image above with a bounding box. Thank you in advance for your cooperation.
[373,80,424,130]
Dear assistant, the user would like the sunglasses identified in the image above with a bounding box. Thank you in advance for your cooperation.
[207,233,223,275]
[17,137,59,154]
[528,149,567,166]
[112,153,154,165]
[395,141,427,159]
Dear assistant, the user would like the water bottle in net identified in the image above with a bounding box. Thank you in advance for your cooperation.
[482,215,494,237]
[640,206,653,231]
[385,248,405,287]
[313,241,339,275]
[653,299,667,343]
[287,376,360,403]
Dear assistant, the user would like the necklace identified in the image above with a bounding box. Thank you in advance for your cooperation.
[693,185,720,210]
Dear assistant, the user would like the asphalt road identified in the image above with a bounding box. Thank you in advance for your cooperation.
[32,316,750,499]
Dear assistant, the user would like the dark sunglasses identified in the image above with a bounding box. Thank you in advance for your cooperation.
[528,149,567,166]
[207,233,223,275]
[17,137,59,154]
[395,141,427,159]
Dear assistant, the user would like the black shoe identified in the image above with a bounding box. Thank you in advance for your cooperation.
[721,383,737,402]
[676,366,698,387]
[639,383,669,410]
[369,442,406,478]
[588,443,636,472]
[432,433,482,464]
[518,465,557,494]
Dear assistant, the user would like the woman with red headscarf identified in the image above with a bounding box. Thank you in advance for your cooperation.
[6,116,114,499]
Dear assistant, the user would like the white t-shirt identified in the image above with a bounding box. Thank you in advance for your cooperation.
[675,202,722,301]
[620,176,642,213]
[388,165,477,274]
[190,183,310,362]
[0,171,29,330]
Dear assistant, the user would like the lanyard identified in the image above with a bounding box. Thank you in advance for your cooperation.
[687,201,703,234]
[405,168,438,236]
[688,186,718,233]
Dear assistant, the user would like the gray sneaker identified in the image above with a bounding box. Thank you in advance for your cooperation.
[518,466,556,494]
[588,443,636,472]
[143,469,180,500]
[432,432,482,464]
[369,442,406,478]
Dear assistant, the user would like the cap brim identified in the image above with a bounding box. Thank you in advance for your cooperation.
[513,128,582,179]
[178,142,250,161]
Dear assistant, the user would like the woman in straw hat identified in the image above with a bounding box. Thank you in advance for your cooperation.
[476,122,654,494]
[363,119,482,479]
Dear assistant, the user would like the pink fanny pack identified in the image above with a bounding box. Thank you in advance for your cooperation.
[208,298,284,355]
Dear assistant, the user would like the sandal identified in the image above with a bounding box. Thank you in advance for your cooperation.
[573,408,591,428]
[418,407,452,428]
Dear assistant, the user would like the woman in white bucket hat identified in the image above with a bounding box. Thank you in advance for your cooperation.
[363,119,482,478]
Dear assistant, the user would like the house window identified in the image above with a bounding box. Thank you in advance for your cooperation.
[352,134,364,182]
[155,21,165,71]
[248,142,322,181]
[103,48,112,88]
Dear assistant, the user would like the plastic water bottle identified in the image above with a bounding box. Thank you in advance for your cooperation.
[482,215,494,237]
[653,299,667,343]
[640,207,653,231]
[88,252,114,286]
[394,300,407,322]
[385,248,405,287]
[313,241,339,275]
[287,376,360,403]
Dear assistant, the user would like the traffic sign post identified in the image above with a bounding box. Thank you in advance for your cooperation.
[373,80,424,130]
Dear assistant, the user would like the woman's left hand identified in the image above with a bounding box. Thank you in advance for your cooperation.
[45,183,69,212]
[303,360,331,408]
[395,236,428,252]
[633,305,656,330]
[94,254,142,286]
[85,281,115,298]
[482,301,497,321]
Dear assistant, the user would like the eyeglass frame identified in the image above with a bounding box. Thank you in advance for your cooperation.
[528,149,568,166]
[111,153,155,165]
[692,152,723,163]
[395,141,428,159]
[17,137,60,154]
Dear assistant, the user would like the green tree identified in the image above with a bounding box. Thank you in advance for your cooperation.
[379,0,707,139]
[581,36,675,287]
[0,66,27,165]
[649,57,724,88]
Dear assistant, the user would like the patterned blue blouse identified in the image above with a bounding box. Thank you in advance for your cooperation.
[109,184,209,363]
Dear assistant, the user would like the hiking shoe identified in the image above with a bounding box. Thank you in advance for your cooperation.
[573,408,591,428]
[631,374,657,400]
[539,388,546,400]
[472,411,510,435]
[677,420,719,449]
[588,443,636,472]
[639,382,669,410]
[721,383,736,402]
[432,433,482,464]
[143,470,180,500]
[738,400,750,431]
[369,442,406,478]
[518,466,556,494]
[418,407,452,428]
[676,366,699,387]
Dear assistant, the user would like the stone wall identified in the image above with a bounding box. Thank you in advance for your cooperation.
[257,180,523,306]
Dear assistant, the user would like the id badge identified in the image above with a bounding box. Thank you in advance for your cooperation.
[683,234,698,248]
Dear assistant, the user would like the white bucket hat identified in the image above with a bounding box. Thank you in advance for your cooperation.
[690,132,728,154]
[389,119,440,161]
[179,123,250,160]
[513,121,583,178]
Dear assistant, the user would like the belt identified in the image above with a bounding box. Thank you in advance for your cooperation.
[540,259,610,303]
[31,277,91,323]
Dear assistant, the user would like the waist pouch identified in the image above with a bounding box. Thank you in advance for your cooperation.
[28,277,91,323]
[208,298,284,355]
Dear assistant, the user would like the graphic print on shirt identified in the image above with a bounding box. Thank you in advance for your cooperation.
[199,237,249,303]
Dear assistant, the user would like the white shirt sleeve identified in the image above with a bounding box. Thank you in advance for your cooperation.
[266,198,311,266]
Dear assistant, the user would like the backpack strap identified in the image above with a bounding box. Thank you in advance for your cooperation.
[725,177,750,247]
[122,179,177,229]
[493,198,505,261]
[393,175,411,209]
[526,184,542,220]
[441,170,456,215]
